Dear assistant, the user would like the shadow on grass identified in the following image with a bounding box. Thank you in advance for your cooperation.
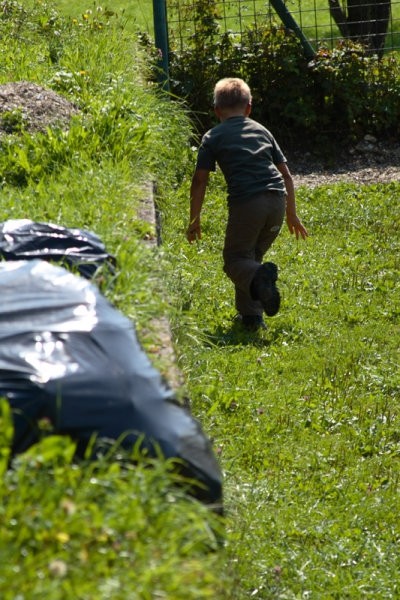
[202,320,299,348]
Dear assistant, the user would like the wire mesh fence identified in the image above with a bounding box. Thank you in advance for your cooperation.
[167,0,400,55]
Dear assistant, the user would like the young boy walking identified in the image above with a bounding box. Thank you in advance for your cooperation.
[187,77,308,331]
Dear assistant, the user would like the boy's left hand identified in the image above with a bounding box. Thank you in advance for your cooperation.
[286,213,308,240]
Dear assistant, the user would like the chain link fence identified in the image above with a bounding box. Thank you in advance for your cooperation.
[167,0,400,55]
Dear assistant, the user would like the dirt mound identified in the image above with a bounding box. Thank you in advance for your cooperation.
[0,81,78,135]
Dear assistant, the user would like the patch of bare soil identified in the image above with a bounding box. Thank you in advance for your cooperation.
[0,81,79,134]
[288,137,400,188]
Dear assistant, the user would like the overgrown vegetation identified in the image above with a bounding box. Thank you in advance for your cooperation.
[1,1,399,598]
[166,0,400,149]
[0,5,226,596]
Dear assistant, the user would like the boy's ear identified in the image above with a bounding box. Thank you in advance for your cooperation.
[245,103,252,116]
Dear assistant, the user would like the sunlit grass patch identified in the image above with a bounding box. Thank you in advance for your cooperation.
[162,174,400,596]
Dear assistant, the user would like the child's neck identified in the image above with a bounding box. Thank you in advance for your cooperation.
[220,111,246,122]
[215,104,251,122]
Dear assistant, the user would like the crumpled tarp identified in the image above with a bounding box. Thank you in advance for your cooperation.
[0,219,116,279]
[0,259,222,507]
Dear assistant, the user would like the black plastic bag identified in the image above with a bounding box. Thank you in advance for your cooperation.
[0,219,116,279]
[0,260,222,507]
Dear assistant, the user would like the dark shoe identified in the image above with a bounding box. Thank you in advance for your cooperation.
[250,262,280,317]
[241,314,267,332]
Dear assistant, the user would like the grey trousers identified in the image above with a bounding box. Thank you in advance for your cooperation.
[222,191,286,316]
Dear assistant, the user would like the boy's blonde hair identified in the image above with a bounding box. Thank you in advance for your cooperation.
[213,78,252,110]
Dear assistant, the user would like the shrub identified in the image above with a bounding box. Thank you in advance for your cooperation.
[309,41,400,142]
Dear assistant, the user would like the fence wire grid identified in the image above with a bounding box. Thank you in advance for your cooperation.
[167,0,400,54]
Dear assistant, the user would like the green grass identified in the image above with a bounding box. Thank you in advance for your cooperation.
[53,0,400,48]
[1,2,400,598]
[161,173,400,597]
[54,0,154,32]
[167,0,400,52]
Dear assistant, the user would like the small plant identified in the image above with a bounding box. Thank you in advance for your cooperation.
[0,107,24,133]
[0,398,12,477]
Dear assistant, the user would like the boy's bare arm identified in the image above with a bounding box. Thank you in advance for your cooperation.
[187,169,209,243]
[277,162,308,240]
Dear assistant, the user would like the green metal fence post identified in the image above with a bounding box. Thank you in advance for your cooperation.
[153,0,170,90]
[269,0,316,60]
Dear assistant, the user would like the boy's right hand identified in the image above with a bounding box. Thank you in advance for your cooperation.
[186,222,201,243]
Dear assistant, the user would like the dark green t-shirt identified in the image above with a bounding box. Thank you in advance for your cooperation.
[196,116,286,203]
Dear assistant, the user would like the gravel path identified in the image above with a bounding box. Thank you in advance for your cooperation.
[288,139,400,188]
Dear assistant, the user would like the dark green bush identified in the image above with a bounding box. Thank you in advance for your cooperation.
[164,0,400,151]
[309,42,400,142]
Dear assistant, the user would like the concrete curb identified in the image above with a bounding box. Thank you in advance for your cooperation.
[138,182,184,393]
